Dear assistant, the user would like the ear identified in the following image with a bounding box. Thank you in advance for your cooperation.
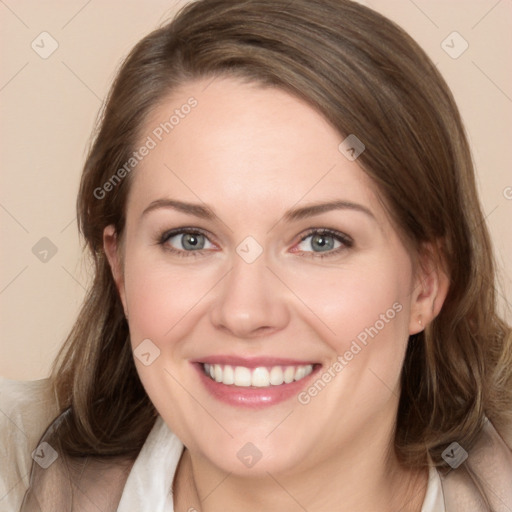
[408,242,450,335]
[103,225,128,316]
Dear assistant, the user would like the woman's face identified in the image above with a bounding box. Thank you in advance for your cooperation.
[106,77,428,477]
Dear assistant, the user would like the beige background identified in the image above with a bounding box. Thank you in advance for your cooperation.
[1,0,511,381]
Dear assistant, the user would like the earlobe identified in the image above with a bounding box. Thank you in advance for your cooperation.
[103,225,128,315]
[408,244,450,335]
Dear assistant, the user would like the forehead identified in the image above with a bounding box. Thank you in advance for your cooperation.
[127,77,384,223]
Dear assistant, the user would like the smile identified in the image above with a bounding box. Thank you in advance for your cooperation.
[203,363,314,387]
[194,356,320,408]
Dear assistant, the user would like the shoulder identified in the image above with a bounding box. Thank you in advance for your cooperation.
[477,417,512,486]
[441,416,512,511]
[0,377,59,510]
[491,412,512,450]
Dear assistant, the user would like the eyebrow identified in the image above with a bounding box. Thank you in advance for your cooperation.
[141,198,375,222]
[283,200,375,222]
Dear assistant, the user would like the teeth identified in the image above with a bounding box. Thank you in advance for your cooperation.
[284,366,295,383]
[251,367,269,387]
[234,366,252,387]
[269,366,284,385]
[294,366,306,381]
[223,364,234,385]
[202,363,314,387]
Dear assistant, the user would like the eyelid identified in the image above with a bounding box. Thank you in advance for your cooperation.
[157,227,353,258]
[297,228,352,246]
[291,228,353,258]
[159,226,212,244]
[158,227,217,257]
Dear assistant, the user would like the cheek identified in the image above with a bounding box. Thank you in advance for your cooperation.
[290,254,412,351]
[124,244,413,359]
[289,258,413,428]
[289,254,414,415]
[123,255,211,347]
[121,251,216,418]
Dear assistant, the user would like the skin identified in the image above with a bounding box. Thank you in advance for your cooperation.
[104,77,449,511]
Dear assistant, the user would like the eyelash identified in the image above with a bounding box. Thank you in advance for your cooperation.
[157,227,353,259]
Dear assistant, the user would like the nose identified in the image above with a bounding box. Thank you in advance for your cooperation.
[209,254,291,339]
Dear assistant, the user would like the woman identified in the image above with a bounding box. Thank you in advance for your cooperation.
[1,0,511,510]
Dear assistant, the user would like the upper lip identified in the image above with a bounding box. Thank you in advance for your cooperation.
[193,355,319,368]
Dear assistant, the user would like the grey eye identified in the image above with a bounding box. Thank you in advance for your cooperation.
[167,232,212,251]
[298,233,341,253]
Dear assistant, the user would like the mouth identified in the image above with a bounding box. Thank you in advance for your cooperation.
[202,362,314,387]
[192,357,320,408]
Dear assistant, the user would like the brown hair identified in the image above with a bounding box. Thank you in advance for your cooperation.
[50,0,511,475]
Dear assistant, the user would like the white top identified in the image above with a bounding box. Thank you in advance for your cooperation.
[421,464,445,512]
[0,378,446,511]
[117,415,445,511]
[3,378,511,510]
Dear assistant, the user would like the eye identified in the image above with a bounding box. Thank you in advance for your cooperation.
[294,229,352,257]
[160,228,215,255]
[157,227,351,258]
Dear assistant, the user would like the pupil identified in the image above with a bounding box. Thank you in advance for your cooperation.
[183,234,204,250]
[312,234,333,252]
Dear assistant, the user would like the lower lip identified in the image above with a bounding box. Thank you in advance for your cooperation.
[193,363,320,408]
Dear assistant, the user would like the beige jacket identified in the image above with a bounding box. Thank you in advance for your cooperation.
[1,377,511,511]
